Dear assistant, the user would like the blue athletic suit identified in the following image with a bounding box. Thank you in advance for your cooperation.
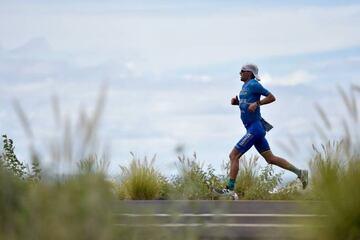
[235,78,271,154]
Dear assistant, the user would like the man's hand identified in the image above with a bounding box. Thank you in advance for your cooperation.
[231,96,239,105]
[248,102,258,112]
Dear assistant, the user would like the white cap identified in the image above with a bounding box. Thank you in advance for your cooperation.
[241,63,261,81]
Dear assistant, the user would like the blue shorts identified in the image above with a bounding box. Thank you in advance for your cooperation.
[235,120,271,154]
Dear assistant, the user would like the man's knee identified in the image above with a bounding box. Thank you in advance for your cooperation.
[261,150,275,164]
[229,148,242,162]
[265,157,274,164]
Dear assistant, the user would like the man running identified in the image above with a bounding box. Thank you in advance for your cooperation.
[215,63,308,200]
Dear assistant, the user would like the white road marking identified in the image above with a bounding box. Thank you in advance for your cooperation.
[117,213,324,217]
[114,223,309,228]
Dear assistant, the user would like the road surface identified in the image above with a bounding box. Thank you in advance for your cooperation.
[113,200,322,240]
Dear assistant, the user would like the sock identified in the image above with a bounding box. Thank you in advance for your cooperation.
[227,179,236,191]
[287,164,301,177]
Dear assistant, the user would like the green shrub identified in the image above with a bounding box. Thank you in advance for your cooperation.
[0,166,29,239]
[119,153,164,200]
[0,135,42,182]
[170,153,224,200]
[25,174,114,240]
[0,135,27,179]
[230,155,285,200]
[0,167,115,240]
[233,155,258,198]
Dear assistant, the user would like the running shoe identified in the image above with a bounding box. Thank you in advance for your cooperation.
[213,188,239,200]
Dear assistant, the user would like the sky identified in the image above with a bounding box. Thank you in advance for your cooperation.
[1,0,360,179]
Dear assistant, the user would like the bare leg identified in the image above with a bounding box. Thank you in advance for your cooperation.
[261,150,301,176]
[229,148,242,180]
[212,148,242,199]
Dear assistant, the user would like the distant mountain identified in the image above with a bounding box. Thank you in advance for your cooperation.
[8,37,52,57]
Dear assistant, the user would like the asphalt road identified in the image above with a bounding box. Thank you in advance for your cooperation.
[113,200,323,240]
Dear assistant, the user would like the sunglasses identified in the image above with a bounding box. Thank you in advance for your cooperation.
[240,70,250,73]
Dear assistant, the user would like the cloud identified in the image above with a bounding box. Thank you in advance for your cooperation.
[262,70,315,86]
[182,74,212,83]
[1,4,360,73]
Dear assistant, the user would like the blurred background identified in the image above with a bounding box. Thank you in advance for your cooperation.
[1,0,360,179]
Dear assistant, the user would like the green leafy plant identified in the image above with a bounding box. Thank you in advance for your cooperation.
[171,153,224,200]
[0,135,27,179]
[0,135,42,182]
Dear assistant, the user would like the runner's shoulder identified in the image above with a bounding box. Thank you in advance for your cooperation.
[248,79,261,88]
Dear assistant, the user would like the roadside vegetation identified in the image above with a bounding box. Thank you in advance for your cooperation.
[1,85,359,239]
[305,85,360,239]
[113,151,306,200]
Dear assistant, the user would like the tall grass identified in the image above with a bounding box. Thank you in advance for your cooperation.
[232,155,303,200]
[1,88,118,240]
[116,152,299,200]
[0,158,115,240]
[307,85,360,239]
[118,153,165,200]
[3,83,359,239]
[309,141,360,239]
[116,153,225,200]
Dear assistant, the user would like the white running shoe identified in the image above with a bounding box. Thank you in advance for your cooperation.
[213,188,239,200]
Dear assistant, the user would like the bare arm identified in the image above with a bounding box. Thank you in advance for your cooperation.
[248,93,276,112]
[259,93,276,106]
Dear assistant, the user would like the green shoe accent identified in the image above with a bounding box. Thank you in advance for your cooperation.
[227,178,236,191]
